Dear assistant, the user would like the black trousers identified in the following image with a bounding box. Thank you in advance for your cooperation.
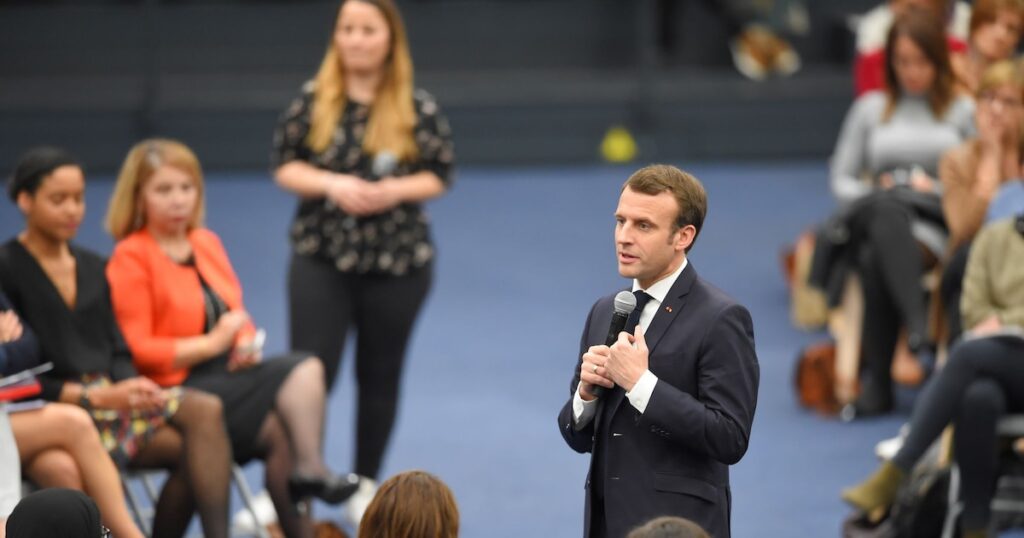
[893,337,1024,530]
[940,242,972,345]
[288,253,432,478]
[853,197,930,409]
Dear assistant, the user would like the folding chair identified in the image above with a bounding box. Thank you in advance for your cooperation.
[122,464,270,538]
[941,414,1024,538]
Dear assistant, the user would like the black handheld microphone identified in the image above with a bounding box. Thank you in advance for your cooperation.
[590,290,637,398]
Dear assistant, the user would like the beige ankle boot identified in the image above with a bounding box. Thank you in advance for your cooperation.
[841,461,906,513]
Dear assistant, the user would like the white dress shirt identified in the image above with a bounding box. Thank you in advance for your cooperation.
[572,258,688,429]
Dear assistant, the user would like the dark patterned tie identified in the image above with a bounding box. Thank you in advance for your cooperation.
[624,290,653,334]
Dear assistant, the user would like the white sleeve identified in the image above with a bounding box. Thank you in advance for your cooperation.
[625,370,659,414]
[572,385,599,429]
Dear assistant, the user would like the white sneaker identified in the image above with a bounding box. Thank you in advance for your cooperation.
[232,489,278,534]
[875,423,910,461]
[344,477,378,528]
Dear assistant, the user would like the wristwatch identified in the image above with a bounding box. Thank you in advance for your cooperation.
[78,387,92,409]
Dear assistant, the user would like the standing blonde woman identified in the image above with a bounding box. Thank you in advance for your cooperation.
[272,0,455,522]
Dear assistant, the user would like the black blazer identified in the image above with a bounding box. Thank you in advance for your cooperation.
[557,263,759,538]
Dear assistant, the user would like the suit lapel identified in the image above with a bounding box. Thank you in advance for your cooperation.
[643,262,697,356]
[605,263,698,418]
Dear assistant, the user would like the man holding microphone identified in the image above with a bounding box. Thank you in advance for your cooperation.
[557,164,760,538]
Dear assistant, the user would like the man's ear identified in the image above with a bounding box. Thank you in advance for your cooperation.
[15,191,32,215]
[673,224,697,252]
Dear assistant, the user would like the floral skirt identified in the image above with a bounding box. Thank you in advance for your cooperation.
[81,375,182,468]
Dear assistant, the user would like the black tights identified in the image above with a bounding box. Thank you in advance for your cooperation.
[252,357,333,538]
[128,390,231,538]
[288,254,431,479]
[892,337,1024,530]
[253,412,312,538]
[853,197,930,408]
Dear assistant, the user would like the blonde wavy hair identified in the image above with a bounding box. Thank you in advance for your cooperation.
[307,0,418,161]
[105,139,206,241]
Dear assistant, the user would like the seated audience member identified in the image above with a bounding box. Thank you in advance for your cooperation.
[940,60,1024,342]
[104,139,359,538]
[627,516,711,538]
[824,8,974,416]
[855,0,970,96]
[843,215,1024,538]
[1,290,140,537]
[5,488,104,538]
[1,292,39,536]
[0,146,232,538]
[357,470,458,538]
[951,0,1024,94]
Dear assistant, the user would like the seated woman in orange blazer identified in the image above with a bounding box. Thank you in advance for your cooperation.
[105,139,358,538]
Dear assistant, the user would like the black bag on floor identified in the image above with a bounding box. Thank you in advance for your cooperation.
[842,465,951,538]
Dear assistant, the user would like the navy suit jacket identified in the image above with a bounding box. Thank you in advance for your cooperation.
[557,263,759,538]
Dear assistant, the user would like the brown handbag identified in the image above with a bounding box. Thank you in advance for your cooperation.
[794,341,841,415]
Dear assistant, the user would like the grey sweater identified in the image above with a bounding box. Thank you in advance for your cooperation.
[830,91,975,205]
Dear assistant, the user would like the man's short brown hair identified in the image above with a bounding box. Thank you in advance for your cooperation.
[622,164,707,252]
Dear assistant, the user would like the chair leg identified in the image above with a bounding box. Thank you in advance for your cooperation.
[121,474,153,536]
[942,465,962,538]
[231,465,270,538]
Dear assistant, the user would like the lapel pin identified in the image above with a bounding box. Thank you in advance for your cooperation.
[665,306,673,313]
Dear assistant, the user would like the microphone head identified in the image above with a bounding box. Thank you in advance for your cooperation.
[613,290,637,315]
[372,151,398,177]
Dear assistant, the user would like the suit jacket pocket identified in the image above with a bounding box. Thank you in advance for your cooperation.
[652,472,718,504]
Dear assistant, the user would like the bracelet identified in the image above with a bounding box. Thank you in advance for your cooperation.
[78,387,92,409]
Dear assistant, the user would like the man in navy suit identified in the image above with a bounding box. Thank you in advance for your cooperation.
[558,164,759,538]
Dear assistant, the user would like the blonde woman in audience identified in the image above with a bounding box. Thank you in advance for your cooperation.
[939,59,1024,341]
[105,139,359,538]
[357,470,458,538]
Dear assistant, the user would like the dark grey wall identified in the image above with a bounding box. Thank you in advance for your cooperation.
[0,1,877,171]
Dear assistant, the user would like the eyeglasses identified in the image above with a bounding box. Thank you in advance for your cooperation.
[101,526,112,538]
[980,92,1023,109]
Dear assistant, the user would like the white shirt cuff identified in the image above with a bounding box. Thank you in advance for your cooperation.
[572,385,599,429]
[626,370,658,414]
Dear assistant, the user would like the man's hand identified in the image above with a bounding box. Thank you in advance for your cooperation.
[578,345,614,401]
[606,325,649,392]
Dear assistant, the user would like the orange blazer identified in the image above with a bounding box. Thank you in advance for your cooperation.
[106,228,255,387]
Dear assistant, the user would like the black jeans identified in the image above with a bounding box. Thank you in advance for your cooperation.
[853,196,931,410]
[940,242,972,345]
[288,253,432,478]
[893,337,1024,530]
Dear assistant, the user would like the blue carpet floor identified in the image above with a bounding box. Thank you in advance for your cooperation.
[4,161,1021,537]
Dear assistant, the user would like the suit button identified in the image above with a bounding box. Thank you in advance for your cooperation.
[591,435,596,442]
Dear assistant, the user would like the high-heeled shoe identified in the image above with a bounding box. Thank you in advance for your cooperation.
[288,472,361,504]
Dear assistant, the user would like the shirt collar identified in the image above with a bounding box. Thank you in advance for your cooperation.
[632,257,688,305]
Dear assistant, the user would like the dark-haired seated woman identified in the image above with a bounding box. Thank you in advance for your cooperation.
[0,147,232,538]
[825,7,975,416]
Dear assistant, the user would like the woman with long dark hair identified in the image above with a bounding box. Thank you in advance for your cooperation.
[272,0,454,522]
[826,7,975,416]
